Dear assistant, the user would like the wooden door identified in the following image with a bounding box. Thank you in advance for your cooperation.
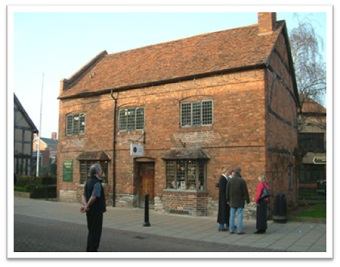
[139,162,155,208]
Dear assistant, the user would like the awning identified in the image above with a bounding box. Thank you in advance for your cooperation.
[77,150,111,161]
[162,148,210,160]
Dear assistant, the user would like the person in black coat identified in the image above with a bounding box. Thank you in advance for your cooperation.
[217,167,231,231]
[81,163,106,252]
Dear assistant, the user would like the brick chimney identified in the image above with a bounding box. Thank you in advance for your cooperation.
[51,132,57,140]
[258,12,277,35]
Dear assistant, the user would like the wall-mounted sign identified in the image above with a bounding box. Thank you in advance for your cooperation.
[130,144,144,157]
[62,159,73,182]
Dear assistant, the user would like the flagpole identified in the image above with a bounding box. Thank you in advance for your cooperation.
[36,73,44,177]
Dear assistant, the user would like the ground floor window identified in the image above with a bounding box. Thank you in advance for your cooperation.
[79,160,108,184]
[165,160,206,190]
[299,164,325,183]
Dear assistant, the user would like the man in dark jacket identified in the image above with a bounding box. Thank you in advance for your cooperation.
[226,167,250,235]
[217,167,231,231]
[81,163,106,252]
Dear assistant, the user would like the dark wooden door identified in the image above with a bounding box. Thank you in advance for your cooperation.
[139,162,155,208]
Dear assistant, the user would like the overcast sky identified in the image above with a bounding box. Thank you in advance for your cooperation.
[8,5,330,138]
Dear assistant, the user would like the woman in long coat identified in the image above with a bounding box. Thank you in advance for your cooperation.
[254,174,270,234]
[217,168,230,231]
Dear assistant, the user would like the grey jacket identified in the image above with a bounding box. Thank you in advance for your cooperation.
[226,174,250,208]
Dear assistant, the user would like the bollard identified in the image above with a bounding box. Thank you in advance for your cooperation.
[143,194,151,227]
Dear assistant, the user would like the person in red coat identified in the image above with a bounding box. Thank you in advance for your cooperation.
[254,174,270,234]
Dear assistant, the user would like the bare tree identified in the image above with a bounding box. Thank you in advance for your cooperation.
[289,18,326,111]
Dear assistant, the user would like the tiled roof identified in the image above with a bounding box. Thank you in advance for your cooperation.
[59,20,285,99]
[301,97,326,114]
[40,137,58,147]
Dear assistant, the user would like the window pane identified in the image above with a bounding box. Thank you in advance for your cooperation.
[79,161,87,184]
[118,109,127,131]
[66,115,73,135]
[202,101,213,125]
[127,108,136,131]
[79,113,86,134]
[192,102,201,126]
[73,115,80,134]
[198,161,205,190]
[166,161,176,189]
[187,160,197,189]
[181,103,192,127]
[136,108,145,130]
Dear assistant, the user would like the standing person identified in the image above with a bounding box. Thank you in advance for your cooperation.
[80,163,106,252]
[226,167,250,235]
[217,167,231,231]
[254,174,270,234]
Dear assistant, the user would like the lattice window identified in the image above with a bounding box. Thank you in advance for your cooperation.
[66,113,85,136]
[79,160,108,184]
[165,160,206,190]
[118,107,145,131]
[180,100,213,127]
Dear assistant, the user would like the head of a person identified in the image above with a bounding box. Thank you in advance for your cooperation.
[89,163,102,178]
[234,167,241,176]
[222,167,229,175]
[258,173,267,183]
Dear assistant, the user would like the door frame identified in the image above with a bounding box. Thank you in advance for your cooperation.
[135,158,155,208]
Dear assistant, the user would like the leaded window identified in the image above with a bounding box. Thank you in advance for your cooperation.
[165,160,206,190]
[181,100,213,127]
[66,113,85,136]
[118,107,144,131]
[79,160,108,184]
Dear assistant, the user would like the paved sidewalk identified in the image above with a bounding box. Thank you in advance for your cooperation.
[12,197,330,256]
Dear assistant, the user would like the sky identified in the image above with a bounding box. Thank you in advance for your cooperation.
[8,5,330,139]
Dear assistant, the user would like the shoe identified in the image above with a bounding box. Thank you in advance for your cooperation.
[237,231,246,235]
[254,230,266,234]
[218,228,228,232]
[230,231,235,234]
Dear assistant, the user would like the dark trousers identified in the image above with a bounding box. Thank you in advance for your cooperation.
[86,213,103,252]
[256,200,268,231]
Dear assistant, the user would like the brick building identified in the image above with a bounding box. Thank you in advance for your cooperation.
[33,132,58,175]
[57,12,300,216]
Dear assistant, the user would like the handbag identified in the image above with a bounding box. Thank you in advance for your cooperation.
[259,185,270,200]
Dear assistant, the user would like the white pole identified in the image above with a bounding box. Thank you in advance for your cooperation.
[36,73,44,177]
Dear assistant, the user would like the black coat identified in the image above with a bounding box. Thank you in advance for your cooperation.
[217,175,230,225]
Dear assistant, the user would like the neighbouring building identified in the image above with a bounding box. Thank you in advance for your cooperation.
[57,12,300,216]
[33,132,58,176]
[14,93,38,176]
[298,97,326,189]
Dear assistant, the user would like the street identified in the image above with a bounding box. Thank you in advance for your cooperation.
[14,214,280,253]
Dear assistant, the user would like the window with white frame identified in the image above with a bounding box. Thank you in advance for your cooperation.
[66,113,85,136]
[181,100,213,127]
[118,107,144,131]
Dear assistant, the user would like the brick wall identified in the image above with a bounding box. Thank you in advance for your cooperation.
[57,41,298,214]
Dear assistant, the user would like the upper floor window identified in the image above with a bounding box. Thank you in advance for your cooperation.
[181,100,213,127]
[66,113,85,136]
[118,107,144,132]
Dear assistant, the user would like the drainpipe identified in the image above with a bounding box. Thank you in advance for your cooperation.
[110,90,117,206]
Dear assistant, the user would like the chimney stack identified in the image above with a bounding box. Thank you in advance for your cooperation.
[51,132,57,140]
[258,12,277,35]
